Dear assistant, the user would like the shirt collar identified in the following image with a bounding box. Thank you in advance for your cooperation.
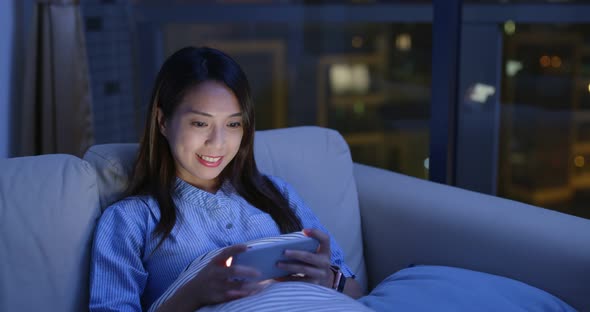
[173,177,234,207]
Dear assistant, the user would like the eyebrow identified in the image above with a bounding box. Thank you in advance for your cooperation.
[187,110,243,118]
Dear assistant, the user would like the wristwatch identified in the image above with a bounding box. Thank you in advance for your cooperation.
[330,265,347,293]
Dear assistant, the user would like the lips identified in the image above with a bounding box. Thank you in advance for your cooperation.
[197,154,223,167]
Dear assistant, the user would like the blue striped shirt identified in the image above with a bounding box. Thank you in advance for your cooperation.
[89,176,354,311]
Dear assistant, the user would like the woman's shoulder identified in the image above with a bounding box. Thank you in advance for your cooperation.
[101,195,159,220]
[263,174,289,191]
[94,195,156,250]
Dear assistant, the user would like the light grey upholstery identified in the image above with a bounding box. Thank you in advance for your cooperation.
[355,163,590,310]
[0,154,101,312]
[1,126,589,311]
[83,143,136,210]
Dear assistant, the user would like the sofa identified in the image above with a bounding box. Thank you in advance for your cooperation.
[1,126,589,311]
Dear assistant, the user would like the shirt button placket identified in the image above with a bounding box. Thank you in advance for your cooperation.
[225,222,233,245]
[218,196,233,245]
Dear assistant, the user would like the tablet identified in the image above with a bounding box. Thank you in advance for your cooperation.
[230,236,320,282]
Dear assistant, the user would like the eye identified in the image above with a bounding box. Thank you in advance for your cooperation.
[228,122,242,128]
[191,121,207,127]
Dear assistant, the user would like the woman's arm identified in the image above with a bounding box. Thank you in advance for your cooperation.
[278,228,365,299]
[155,244,263,312]
[341,276,364,299]
[269,177,362,297]
[89,203,148,311]
[155,286,199,312]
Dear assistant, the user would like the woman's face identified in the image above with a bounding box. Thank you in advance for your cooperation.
[160,81,244,192]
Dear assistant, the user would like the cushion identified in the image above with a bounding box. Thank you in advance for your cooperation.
[0,154,101,312]
[83,126,367,291]
[149,232,371,312]
[83,143,136,210]
[358,265,576,311]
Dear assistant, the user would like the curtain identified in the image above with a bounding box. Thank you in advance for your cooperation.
[20,0,94,157]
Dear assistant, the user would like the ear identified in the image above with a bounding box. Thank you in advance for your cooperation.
[156,107,167,137]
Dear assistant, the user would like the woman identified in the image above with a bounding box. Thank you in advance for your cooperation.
[89,46,363,312]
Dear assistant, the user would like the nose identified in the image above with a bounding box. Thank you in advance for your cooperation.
[205,125,224,149]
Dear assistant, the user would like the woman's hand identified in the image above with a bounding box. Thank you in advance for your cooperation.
[157,244,263,312]
[193,244,265,304]
[276,228,334,288]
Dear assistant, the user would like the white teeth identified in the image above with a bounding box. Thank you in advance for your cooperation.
[198,154,221,163]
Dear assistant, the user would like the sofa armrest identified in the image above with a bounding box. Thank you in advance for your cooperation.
[354,163,590,310]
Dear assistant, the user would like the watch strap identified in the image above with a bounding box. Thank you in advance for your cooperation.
[336,272,346,292]
[330,265,346,293]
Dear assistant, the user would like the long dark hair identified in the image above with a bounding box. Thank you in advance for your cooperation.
[127,47,302,249]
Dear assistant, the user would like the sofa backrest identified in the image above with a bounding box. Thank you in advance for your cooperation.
[0,154,101,312]
[354,163,590,310]
[83,126,368,291]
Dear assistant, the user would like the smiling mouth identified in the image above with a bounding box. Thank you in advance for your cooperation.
[197,154,222,163]
[197,154,224,168]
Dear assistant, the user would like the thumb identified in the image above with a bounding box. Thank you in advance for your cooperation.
[212,244,248,266]
[303,228,330,256]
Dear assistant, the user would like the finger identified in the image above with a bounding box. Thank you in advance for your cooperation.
[225,276,245,288]
[225,289,251,301]
[239,281,266,294]
[303,228,331,255]
[224,282,265,300]
[228,264,261,279]
[277,274,311,283]
[212,244,248,266]
[276,262,326,281]
[283,249,330,268]
[274,276,289,282]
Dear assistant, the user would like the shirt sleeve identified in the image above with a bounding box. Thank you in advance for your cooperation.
[268,176,356,278]
[89,199,149,312]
